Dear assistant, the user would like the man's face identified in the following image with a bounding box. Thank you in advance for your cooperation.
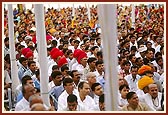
[53,75,63,86]
[148,84,158,99]
[94,85,103,96]
[73,71,81,82]
[128,94,139,107]
[64,82,75,94]
[96,64,104,72]
[29,63,36,72]
[67,101,78,111]
[22,60,28,68]
[80,83,90,96]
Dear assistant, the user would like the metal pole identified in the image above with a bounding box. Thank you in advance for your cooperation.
[7,4,20,102]
[131,4,135,27]
[34,4,50,107]
[97,4,118,111]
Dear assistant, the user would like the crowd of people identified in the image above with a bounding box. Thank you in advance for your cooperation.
[3,3,165,111]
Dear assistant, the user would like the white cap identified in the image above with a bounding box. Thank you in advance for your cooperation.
[138,46,147,53]
[30,27,36,31]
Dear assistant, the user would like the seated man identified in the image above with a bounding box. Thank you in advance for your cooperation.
[121,92,153,111]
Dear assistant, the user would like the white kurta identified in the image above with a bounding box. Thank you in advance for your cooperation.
[15,97,30,111]
[141,92,162,111]
[57,89,79,111]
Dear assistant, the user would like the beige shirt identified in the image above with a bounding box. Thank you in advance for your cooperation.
[121,102,154,111]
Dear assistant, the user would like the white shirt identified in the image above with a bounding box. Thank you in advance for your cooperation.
[77,95,96,111]
[15,97,30,111]
[93,70,104,83]
[57,89,79,111]
[141,92,162,111]
[48,59,57,77]
[75,64,89,81]
[48,81,56,92]
[124,74,141,92]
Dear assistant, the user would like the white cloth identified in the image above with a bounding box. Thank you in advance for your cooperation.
[124,74,141,92]
[15,97,30,111]
[57,89,79,111]
[77,95,96,111]
[48,59,57,77]
[48,81,55,92]
[93,70,104,83]
[141,93,162,111]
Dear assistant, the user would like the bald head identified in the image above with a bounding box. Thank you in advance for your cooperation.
[31,103,46,111]
[148,83,158,99]
[29,94,43,108]
[148,83,158,89]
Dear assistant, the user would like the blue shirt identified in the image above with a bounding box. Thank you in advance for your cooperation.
[49,85,64,110]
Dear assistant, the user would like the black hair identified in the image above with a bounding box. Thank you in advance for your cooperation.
[126,91,136,100]
[21,75,32,85]
[87,57,97,64]
[61,64,69,72]
[63,77,73,86]
[67,94,77,103]
[99,94,104,103]
[119,84,130,91]
[69,70,78,78]
[91,82,101,91]
[95,60,103,66]
[51,71,62,79]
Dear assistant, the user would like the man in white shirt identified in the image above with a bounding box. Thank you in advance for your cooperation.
[48,70,63,91]
[15,82,36,111]
[141,83,163,111]
[91,83,103,107]
[57,78,79,111]
[124,65,141,92]
[77,81,96,111]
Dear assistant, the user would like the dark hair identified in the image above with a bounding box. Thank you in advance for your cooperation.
[99,94,104,103]
[91,46,99,52]
[156,57,163,64]
[61,64,69,72]
[63,78,73,86]
[119,84,130,91]
[96,60,103,66]
[74,39,80,44]
[67,94,77,103]
[83,38,89,44]
[19,57,27,64]
[91,82,101,91]
[70,70,78,78]
[67,49,73,55]
[126,91,136,100]
[130,46,137,51]
[52,65,59,71]
[155,52,162,58]
[4,37,9,42]
[51,40,57,46]
[35,69,40,76]
[21,75,32,85]
[78,81,87,91]
[28,60,36,67]
[131,65,138,70]
[87,57,97,64]
[51,71,62,79]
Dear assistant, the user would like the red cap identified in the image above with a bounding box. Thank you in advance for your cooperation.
[73,49,84,59]
[46,34,52,41]
[32,35,53,44]
[77,52,87,64]
[57,57,68,68]
[21,48,31,56]
[25,51,34,58]
[50,48,63,59]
